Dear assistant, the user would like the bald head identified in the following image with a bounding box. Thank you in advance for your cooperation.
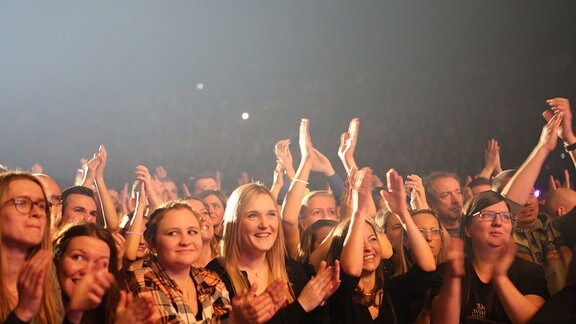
[34,173,63,229]
[544,188,576,219]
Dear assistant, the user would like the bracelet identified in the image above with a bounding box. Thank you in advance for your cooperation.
[291,178,309,185]
[125,231,143,236]
[565,142,576,152]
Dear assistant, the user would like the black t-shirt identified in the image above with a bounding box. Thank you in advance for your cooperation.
[432,257,549,323]
[329,264,437,324]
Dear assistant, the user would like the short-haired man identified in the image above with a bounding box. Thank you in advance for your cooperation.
[60,186,98,227]
[424,171,463,237]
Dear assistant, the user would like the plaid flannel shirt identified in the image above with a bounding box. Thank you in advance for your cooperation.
[127,255,231,323]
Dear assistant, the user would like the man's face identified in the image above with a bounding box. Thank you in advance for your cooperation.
[430,177,463,226]
[62,194,98,225]
[162,181,179,201]
[193,178,218,195]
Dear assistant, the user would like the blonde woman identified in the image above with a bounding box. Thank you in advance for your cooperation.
[207,183,340,323]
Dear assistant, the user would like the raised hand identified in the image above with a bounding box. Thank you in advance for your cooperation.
[30,163,43,174]
[485,139,502,175]
[405,174,429,210]
[274,139,295,179]
[549,169,571,191]
[238,171,250,186]
[155,166,168,180]
[299,119,313,161]
[95,145,108,180]
[538,111,563,153]
[545,97,575,144]
[13,250,51,322]
[310,148,336,177]
[338,118,359,173]
[381,169,409,216]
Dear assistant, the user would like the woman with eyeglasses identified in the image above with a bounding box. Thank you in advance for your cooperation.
[431,105,564,323]
[431,190,549,323]
[0,172,60,323]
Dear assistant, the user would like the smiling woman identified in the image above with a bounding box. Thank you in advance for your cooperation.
[0,172,60,323]
[126,202,232,323]
[207,183,340,323]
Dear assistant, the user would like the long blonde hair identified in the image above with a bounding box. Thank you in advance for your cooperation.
[0,172,60,322]
[221,183,294,302]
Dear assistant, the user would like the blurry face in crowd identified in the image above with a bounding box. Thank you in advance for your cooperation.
[312,224,335,251]
[162,181,179,201]
[186,198,213,241]
[137,217,149,259]
[1,179,48,249]
[58,235,111,298]
[517,188,538,228]
[430,177,463,226]
[300,194,338,231]
[36,174,62,226]
[412,212,442,258]
[239,194,279,258]
[193,178,218,195]
[62,194,98,225]
[202,194,225,227]
[384,213,404,253]
[153,209,202,272]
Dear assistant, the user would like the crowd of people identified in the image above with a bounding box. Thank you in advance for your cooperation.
[1,97,576,323]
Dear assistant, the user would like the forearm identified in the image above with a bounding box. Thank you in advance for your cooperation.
[400,210,436,271]
[124,205,146,261]
[327,173,345,202]
[502,145,551,205]
[341,211,366,276]
[281,160,312,227]
[431,279,461,324]
[95,176,119,231]
[493,275,544,323]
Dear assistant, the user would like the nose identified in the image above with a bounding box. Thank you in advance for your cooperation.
[491,213,503,226]
[30,203,45,218]
[363,239,372,252]
[423,231,433,242]
[258,215,269,228]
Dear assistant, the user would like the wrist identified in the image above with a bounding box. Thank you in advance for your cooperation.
[13,306,34,322]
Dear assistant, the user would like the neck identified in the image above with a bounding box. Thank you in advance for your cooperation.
[516,219,537,229]
[471,245,501,281]
[358,271,377,293]
[440,217,459,229]
[164,264,192,284]
[237,251,268,273]
[193,242,214,268]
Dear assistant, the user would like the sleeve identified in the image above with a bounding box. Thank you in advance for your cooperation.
[327,173,345,204]
[509,259,550,299]
[429,262,447,299]
[3,312,30,324]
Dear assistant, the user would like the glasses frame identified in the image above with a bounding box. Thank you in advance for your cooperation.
[4,197,49,215]
[471,211,515,223]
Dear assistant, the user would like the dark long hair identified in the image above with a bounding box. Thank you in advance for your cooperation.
[327,218,385,307]
[54,223,121,324]
[460,190,511,318]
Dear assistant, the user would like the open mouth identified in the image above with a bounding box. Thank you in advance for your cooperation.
[363,254,375,261]
[254,233,271,238]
